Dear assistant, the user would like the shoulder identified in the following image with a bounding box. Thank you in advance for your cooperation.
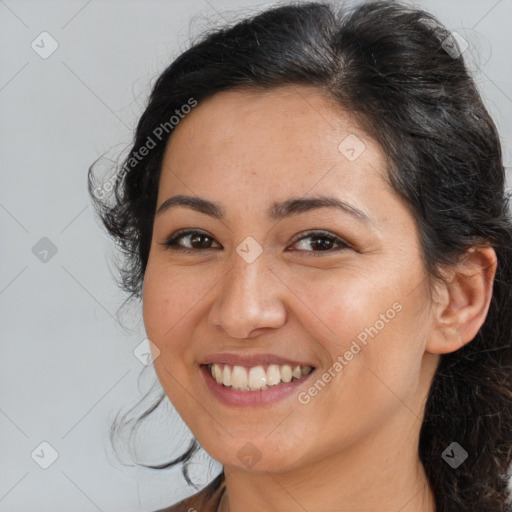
[152,472,226,512]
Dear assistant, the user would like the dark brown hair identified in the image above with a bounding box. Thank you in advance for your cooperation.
[88,1,512,510]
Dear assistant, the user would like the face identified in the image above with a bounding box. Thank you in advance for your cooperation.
[142,85,439,474]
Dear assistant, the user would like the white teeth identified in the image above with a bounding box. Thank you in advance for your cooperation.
[214,364,223,384]
[248,366,267,391]
[266,364,281,386]
[209,363,313,391]
[280,364,292,383]
[222,365,232,387]
[231,365,248,390]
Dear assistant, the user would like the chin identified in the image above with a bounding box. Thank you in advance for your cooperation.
[197,430,311,474]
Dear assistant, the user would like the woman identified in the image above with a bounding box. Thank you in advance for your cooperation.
[88,1,512,511]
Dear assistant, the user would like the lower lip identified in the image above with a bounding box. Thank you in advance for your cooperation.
[200,365,315,407]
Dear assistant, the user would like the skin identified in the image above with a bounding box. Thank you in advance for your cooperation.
[142,85,497,512]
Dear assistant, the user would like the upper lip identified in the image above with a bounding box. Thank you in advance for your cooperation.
[201,353,315,368]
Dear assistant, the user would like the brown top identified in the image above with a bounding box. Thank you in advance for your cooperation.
[153,472,226,512]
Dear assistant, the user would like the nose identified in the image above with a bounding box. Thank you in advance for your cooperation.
[208,251,287,339]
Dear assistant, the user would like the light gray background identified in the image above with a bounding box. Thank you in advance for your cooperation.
[1,1,511,511]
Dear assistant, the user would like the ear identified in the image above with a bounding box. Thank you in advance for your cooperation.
[426,246,497,355]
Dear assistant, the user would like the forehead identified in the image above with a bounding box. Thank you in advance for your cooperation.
[158,86,392,219]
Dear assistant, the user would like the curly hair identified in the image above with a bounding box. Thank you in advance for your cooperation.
[88,1,512,510]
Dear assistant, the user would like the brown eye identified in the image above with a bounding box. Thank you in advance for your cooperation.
[160,229,221,253]
[289,230,350,255]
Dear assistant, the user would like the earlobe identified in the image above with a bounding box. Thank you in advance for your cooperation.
[426,246,497,355]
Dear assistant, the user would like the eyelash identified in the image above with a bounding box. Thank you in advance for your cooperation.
[160,229,351,256]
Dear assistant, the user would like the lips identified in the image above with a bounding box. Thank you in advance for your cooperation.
[199,353,316,402]
[200,360,316,407]
[201,353,316,368]
[200,353,315,391]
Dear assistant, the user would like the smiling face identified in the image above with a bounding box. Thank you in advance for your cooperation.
[142,85,440,474]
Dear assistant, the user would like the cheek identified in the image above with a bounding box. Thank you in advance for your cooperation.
[142,263,196,350]
[328,298,427,416]
[142,265,200,406]
[143,253,189,312]
[282,268,398,352]
[287,268,426,396]
[142,259,222,376]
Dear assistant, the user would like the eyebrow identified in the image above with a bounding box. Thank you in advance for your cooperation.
[155,194,373,225]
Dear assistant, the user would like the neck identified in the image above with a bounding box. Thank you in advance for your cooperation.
[219,415,436,512]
